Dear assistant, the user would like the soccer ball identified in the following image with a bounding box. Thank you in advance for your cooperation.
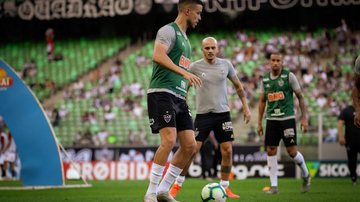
[355,55,360,75]
[201,182,227,202]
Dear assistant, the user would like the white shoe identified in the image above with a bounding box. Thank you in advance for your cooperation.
[143,193,158,202]
[157,192,179,202]
[302,175,311,193]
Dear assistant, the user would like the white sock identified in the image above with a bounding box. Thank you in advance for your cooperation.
[220,180,229,189]
[293,152,309,178]
[175,175,186,187]
[267,155,278,187]
[158,164,183,193]
[146,163,165,195]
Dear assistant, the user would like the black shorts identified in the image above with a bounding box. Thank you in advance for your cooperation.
[265,119,297,147]
[194,112,234,143]
[147,92,193,134]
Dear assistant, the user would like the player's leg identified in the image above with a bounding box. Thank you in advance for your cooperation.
[144,93,178,202]
[0,155,5,178]
[215,112,239,198]
[157,101,196,201]
[144,127,177,202]
[282,119,310,192]
[264,120,281,194]
[346,144,358,185]
[157,129,196,201]
[170,141,203,198]
[6,152,16,179]
[219,141,240,198]
[170,113,211,198]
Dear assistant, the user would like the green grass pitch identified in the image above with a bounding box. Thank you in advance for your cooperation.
[0,178,359,202]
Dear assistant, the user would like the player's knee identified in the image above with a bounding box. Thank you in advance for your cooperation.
[266,146,277,156]
[221,147,232,159]
[286,146,297,157]
[160,138,176,151]
[183,141,197,155]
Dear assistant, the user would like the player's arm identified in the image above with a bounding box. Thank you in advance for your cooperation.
[153,41,202,87]
[352,85,360,127]
[290,73,308,132]
[258,92,266,136]
[338,119,346,145]
[229,75,251,123]
[208,132,219,150]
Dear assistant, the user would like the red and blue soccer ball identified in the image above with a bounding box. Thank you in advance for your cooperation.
[201,182,227,202]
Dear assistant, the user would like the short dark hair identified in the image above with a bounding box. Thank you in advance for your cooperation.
[178,0,204,10]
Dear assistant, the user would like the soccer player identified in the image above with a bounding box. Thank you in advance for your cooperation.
[0,130,17,179]
[352,56,360,127]
[338,104,360,185]
[143,1,203,202]
[257,53,311,194]
[169,37,251,199]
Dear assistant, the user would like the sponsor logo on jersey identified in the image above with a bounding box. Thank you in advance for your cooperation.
[0,67,13,90]
[267,91,285,102]
[284,128,295,138]
[181,80,186,89]
[179,55,190,69]
[222,121,233,131]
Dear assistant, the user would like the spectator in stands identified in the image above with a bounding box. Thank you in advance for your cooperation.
[82,110,97,124]
[45,28,62,62]
[104,106,116,123]
[94,128,109,146]
[45,28,55,61]
[51,108,61,127]
[22,59,37,79]
[336,19,349,52]
[76,130,94,147]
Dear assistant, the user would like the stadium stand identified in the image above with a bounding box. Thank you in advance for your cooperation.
[0,37,130,101]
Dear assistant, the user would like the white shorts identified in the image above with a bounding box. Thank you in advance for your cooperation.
[0,155,3,164]
[3,152,16,163]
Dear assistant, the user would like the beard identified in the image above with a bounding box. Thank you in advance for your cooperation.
[186,19,194,29]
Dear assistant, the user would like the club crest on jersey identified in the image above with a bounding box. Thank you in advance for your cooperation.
[179,55,190,69]
[163,114,172,123]
[194,128,199,137]
[278,79,284,87]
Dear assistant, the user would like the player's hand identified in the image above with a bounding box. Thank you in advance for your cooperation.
[300,117,308,133]
[355,113,360,128]
[339,136,346,146]
[243,108,251,124]
[184,72,202,88]
[257,124,263,136]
